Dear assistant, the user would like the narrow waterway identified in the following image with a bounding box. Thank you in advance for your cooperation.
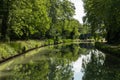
[0,43,120,80]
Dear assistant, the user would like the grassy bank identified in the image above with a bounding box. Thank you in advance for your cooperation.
[0,39,77,62]
[95,42,120,56]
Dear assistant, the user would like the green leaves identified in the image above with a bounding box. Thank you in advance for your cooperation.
[8,0,50,39]
[83,0,120,43]
[0,0,81,40]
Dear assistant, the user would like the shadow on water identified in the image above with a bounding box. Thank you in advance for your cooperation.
[82,49,120,80]
[0,43,120,80]
[79,43,94,49]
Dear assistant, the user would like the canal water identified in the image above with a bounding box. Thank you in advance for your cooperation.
[0,43,120,80]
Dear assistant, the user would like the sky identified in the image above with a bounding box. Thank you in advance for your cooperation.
[70,0,85,23]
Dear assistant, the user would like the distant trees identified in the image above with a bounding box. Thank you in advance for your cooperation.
[0,0,82,41]
[83,0,120,44]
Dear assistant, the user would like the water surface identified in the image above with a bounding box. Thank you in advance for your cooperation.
[0,43,120,80]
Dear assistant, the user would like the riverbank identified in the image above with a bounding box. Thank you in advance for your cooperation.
[95,42,120,56]
[0,39,82,63]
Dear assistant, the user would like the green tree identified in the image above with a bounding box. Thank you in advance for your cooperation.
[46,0,76,39]
[0,0,80,40]
[9,0,50,39]
[83,0,120,43]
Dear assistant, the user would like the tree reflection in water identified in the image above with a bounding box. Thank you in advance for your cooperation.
[0,43,83,80]
[82,50,120,80]
[2,43,119,80]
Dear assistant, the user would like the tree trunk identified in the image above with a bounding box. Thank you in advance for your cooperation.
[1,12,9,39]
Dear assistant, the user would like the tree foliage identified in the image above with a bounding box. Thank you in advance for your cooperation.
[0,0,82,40]
[83,0,120,43]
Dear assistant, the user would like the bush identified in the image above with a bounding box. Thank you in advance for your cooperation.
[48,39,54,45]
[0,39,77,61]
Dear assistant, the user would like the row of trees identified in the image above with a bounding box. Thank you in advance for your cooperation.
[0,0,82,41]
[83,0,120,44]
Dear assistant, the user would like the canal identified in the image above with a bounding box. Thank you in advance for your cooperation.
[0,43,120,80]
